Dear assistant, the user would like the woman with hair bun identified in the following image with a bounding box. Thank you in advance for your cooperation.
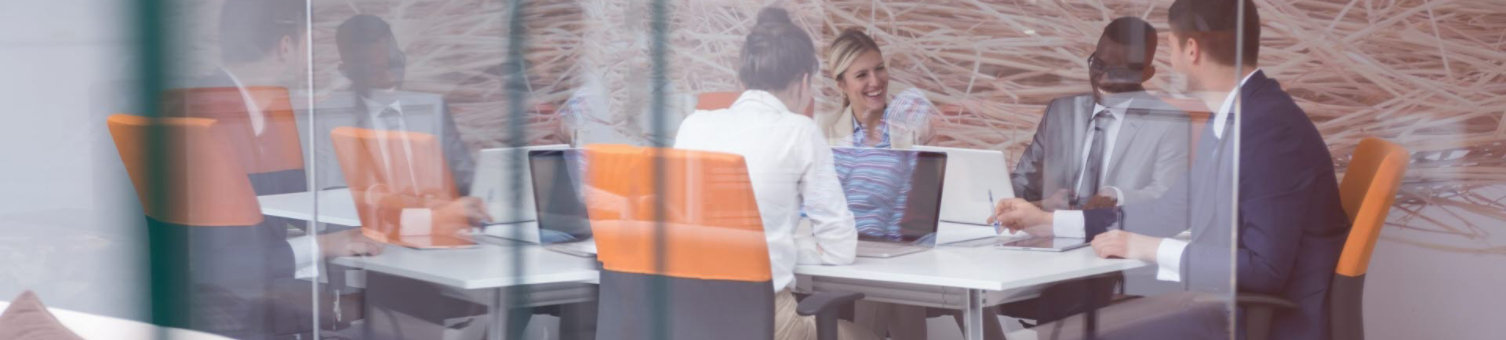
[673,7,879,340]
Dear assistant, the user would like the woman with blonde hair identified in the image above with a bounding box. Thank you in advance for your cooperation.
[821,28,938,149]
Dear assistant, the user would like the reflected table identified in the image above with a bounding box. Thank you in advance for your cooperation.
[794,243,1145,340]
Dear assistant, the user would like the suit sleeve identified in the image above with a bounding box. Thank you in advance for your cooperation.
[1228,118,1310,294]
[1117,112,1191,204]
[1011,103,1054,202]
[1083,165,1194,240]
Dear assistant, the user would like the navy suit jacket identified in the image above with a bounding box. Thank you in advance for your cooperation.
[1083,71,1350,340]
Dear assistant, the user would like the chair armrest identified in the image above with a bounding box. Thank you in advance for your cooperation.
[797,291,865,340]
[1237,293,1298,309]
[1238,293,1297,340]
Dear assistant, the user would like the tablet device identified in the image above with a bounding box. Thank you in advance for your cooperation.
[996,236,1089,252]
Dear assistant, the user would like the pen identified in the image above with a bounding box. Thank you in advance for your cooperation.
[988,189,1002,235]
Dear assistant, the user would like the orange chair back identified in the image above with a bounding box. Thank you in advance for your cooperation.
[162,86,304,174]
[106,114,263,227]
[1335,137,1409,277]
[329,127,463,246]
[584,144,772,283]
[695,92,741,111]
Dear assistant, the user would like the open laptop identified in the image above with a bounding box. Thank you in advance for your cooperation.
[913,146,1016,245]
[831,148,948,258]
[469,144,570,224]
[478,149,597,256]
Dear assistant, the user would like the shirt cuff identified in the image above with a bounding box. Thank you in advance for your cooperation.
[287,235,318,279]
[1155,238,1189,282]
[400,208,434,236]
[1052,210,1086,238]
[1105,186,1126,206]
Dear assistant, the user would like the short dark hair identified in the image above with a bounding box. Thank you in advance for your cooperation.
[737,7,819,91]
[1168,0,1260,67]
[336,15,396,60]
[218,0,307,64]
[1100,16,1158,70]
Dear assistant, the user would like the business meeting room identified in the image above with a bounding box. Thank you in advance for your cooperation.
[3,0,1504,339]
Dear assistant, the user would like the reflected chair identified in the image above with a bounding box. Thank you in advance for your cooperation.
[584,144,863,340]
[162,86,307,195]
[695,92,741,111]
[1240,137,1409,340]
[106,114,273,337]
[328,127,471,248]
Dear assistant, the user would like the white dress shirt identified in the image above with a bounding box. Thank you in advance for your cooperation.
[1054,69,1261,282]
[674,90,859,292]
[1074,98,1133,205]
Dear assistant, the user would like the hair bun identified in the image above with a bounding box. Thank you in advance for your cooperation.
[755,7,794,27]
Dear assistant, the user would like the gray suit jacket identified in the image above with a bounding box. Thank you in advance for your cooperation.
[1012,93,1190,205]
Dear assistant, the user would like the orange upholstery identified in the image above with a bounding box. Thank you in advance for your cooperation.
[162,86,304,174]
[329,127,467,247]
[584,144,772,282]
[106,114,263,227]
[695,92,741,111]
[1334,138,1409,277]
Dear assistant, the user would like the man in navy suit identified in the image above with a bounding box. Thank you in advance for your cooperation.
[992,0,1350,339]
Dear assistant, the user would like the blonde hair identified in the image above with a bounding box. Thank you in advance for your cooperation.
[826,28,882,110]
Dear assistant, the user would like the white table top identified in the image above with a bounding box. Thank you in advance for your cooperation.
[0,301,232,340]
[257,189,362,226]
[795,245,1146,291]
[329,243,600,290]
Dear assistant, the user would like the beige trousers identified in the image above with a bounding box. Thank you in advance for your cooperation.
[774,290,881,340]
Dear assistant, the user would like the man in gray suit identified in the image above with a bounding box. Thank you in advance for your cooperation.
[968,17,1192,337]
[1012,17,1189,211]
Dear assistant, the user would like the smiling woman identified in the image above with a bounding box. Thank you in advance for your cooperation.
[820,28,938,149]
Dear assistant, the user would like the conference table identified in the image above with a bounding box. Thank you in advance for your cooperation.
[258,189,1147,340]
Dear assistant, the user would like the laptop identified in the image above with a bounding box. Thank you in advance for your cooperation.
[469,144,571,224]
[478,149,597,256]
[913,146,1016,245]
[831,148,948,258]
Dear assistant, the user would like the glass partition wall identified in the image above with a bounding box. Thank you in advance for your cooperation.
[21,0,1266,339]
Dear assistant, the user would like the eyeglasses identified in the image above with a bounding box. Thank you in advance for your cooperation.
[1087,53,1107,74]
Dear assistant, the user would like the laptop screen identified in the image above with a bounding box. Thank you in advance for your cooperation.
[528,149,592,243]
[831,148,947,245]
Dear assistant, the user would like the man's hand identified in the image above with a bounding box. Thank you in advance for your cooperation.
[318,228,385,258]
[1089,230,1161,261]
[1082,193,1119,210]
[989,198,1054,237]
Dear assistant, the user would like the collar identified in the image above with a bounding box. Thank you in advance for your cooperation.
[1212,68,1262,139]
[1090,96,1134,122]
[731,90,795,115]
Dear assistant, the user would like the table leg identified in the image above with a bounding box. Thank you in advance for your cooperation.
[965,289,984,340]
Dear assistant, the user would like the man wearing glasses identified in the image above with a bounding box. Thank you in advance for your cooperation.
[983,16,1193,337]
[1012,16,1190,213]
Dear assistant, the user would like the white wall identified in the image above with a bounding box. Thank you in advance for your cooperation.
[0,0,146,320]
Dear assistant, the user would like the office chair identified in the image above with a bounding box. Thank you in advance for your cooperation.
[695,92,741,111]
[1240,137,1408,340]
[584,144,863,340]
[106,114,272,337]
[328,127,471,248]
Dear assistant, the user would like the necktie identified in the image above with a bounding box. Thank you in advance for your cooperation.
[1075,109,1114,207]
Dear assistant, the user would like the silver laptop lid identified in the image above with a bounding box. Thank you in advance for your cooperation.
[912,146,1014,225]
[831,148,948,247]
[471,144,570,224]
